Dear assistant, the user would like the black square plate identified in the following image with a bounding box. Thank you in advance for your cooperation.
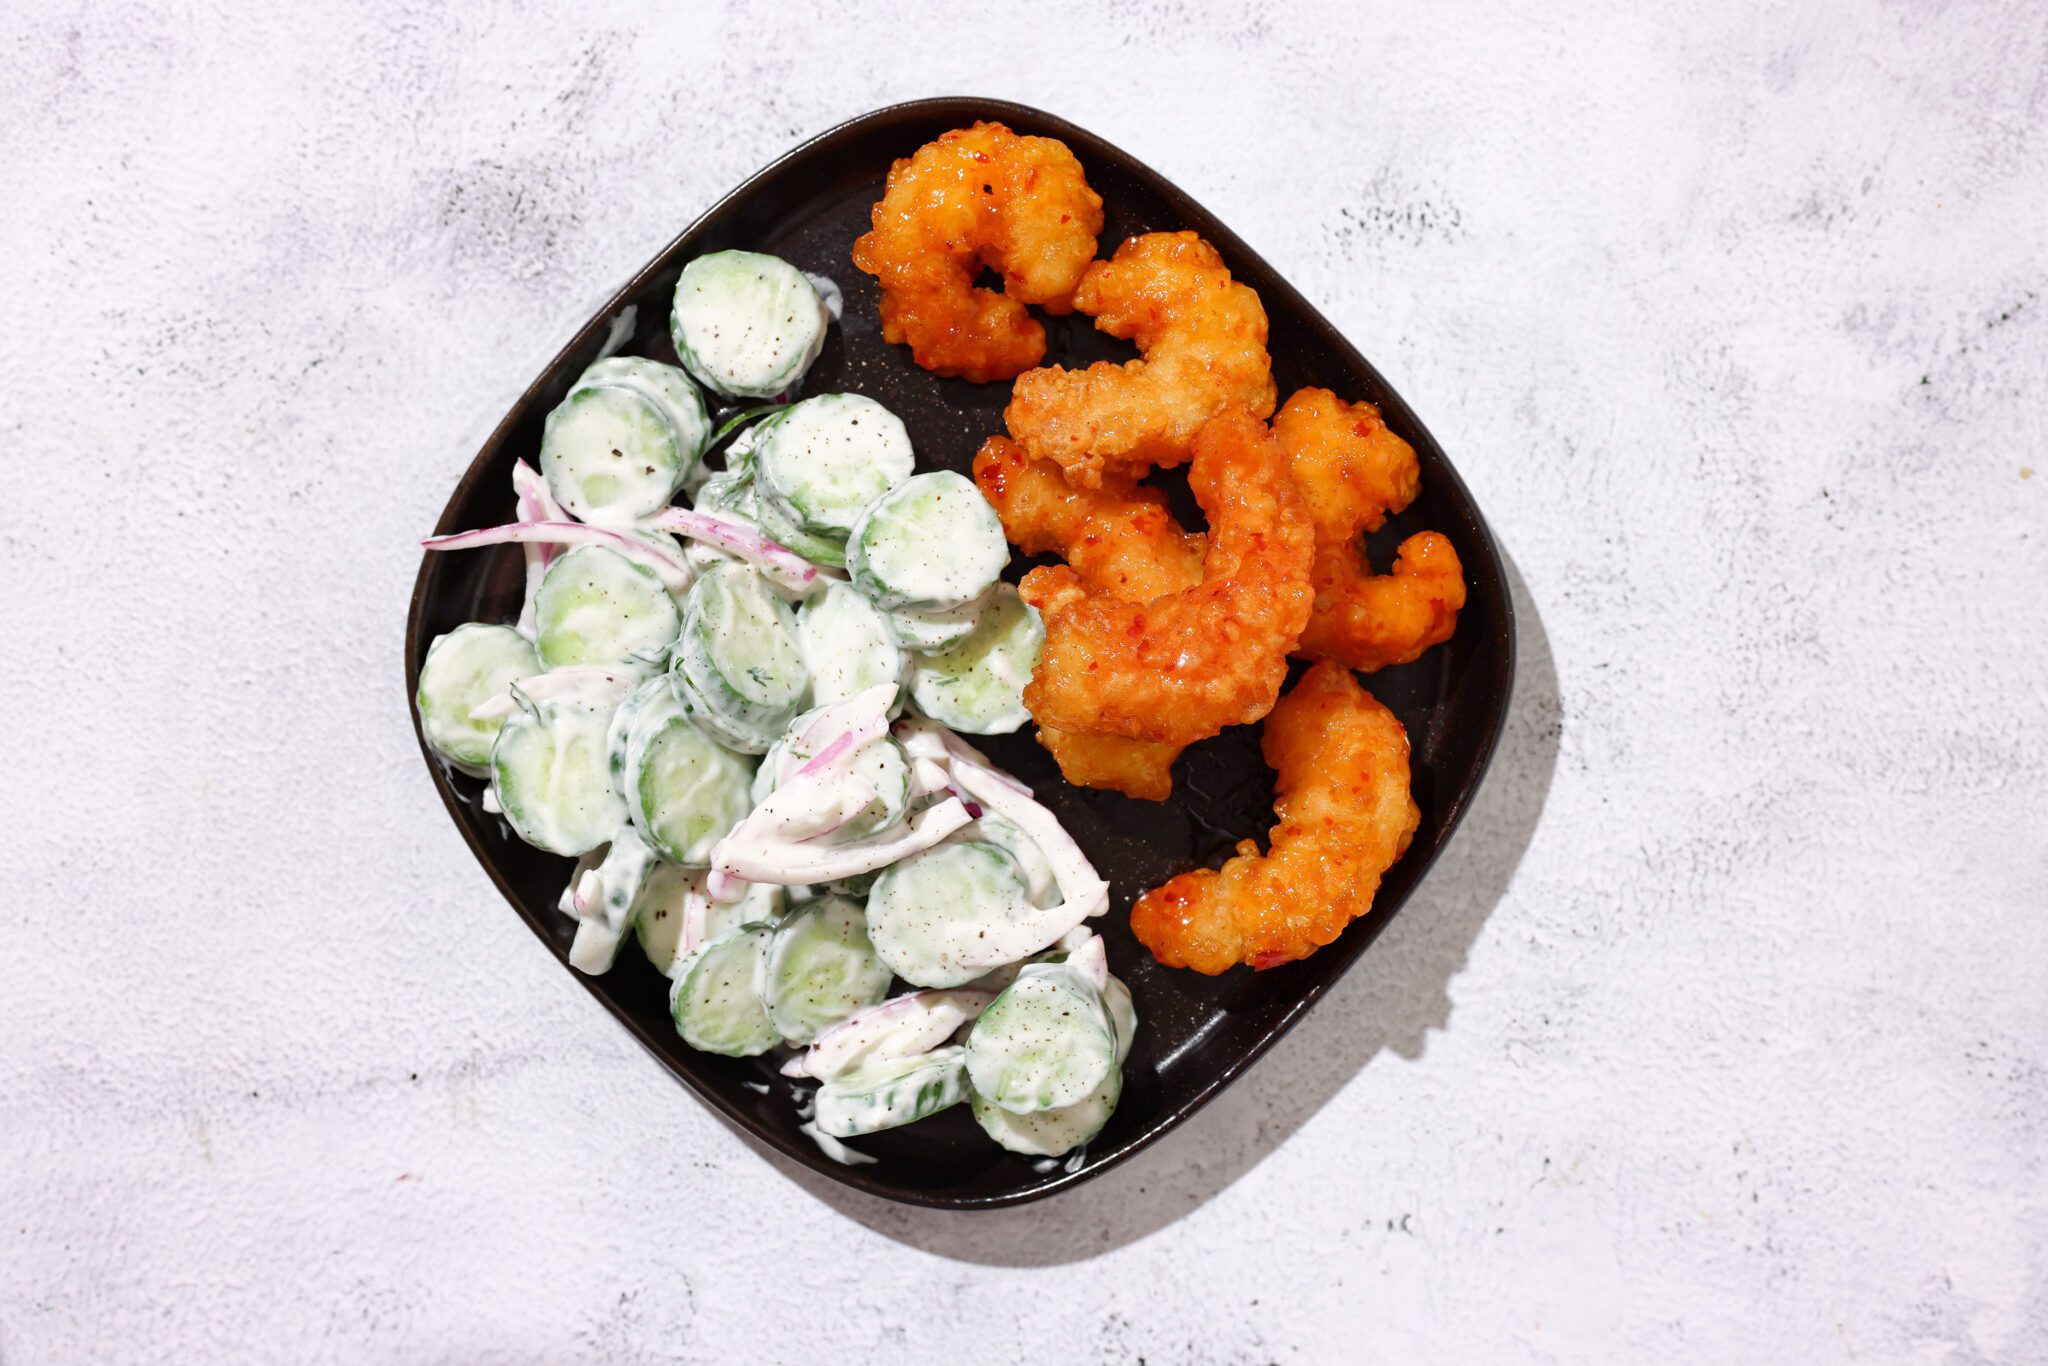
[404,98,1514,1209]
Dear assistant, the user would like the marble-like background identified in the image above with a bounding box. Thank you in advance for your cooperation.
[4,2,2043,1362]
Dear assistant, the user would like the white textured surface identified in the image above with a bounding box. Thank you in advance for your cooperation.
[4,2,2045,1361]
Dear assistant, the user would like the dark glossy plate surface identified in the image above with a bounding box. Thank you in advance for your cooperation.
[405,98,1514,1209]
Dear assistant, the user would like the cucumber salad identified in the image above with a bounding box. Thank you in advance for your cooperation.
[417,249,1131,1160]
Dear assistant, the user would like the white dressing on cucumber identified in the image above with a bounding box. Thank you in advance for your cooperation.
[888,590,990,654]
[813,1045,971,1138]
[908,583,1042,735]
[966,961,1118,1113]
[672,562,809,753]
[624,687,756,867]
[416,272,1140,1165]
[951,812,1061,910]
[540,356,709,525]
[631,861,701,976]
[847,471,1008,612]
[761,895,893,1044]
[714,796,972,890]
[671,250,828,399]
[534,545,683,672]
[971,1066,1121,1158]
[757,394,915,538]
[569,827,659,974]
[417,623,540,775]
[670,928,780,1056]
[638,867,788,976]
[751,483,850,568]
[752,730,911,845]
[865,841,1041,988]
[797,583,907,710]
[803,272,843,322]
[490,694,629,856]
[969,966,1136,1157]
[783,988,996,1080]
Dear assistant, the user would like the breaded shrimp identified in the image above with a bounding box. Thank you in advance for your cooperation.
[1272,387,1465,672]
[1034,728,1185,803]
[972,434,1207,599]
[1300,532,1465,671]
[973,434,1201,799]
[1005,232,1276,486]
[851,122,1103,383]
[1020,410,1313,747]
[1129,661,1420,973]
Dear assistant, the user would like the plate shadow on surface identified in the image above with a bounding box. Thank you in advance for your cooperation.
[766,554,1560,1263]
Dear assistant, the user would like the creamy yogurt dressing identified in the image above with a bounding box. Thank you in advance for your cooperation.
[417,245,1133,1169]
[671,251,829,399]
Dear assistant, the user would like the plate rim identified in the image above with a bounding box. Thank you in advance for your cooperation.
[404,95,1517,1210]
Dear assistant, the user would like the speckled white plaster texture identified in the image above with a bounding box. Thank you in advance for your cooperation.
[2,2,2043,1363]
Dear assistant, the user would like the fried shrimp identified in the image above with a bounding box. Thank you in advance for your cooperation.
[850,122,1103,383]
[1005,232,1277,486]
[1300,531,1465,671]
[1019,409,1314,747]
[972,435,1207,599]
[1272,386,1466,672]
[973,434,1202,799]
[1129,662,1420,973]
[1034,728,1185,802]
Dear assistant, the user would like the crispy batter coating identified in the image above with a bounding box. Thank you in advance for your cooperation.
[1272,387,1466,671]
[1301,531,1465,671]
[1272,387,1420,539]
[972,434,1207,598]
[973,434,1201,799]
[1005,232,1276,486]
[1019,410,1313,747]
[1035,728,1185,803]
[850,122,1103,383]
[1130,662,1420,973]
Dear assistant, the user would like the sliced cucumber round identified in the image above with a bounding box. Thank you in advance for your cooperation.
[756,393,914,539]
[752,476,850,567]
[605,674,669,798]
[631,860,700,976]
[534,545,683,672]
[490,695,629,856]
[952,811,1061,909]
[1102,972,1138,1064]
[888,590,991,654]
[825,869,880,899]
[908,583,1042,735]
[636,866,788,978]
[761,895,893,1044]
[865,841,1036,988]
[846,471,1008,612]
[624,687,756,867]
[539,357,709,524]
[970,1066,1121,1158]
[672,562,809,753]
[813,1045,971,1138]
[965,963,1117,1114]
[670,928,779,1056]
[417,623,540,774]
[797,583,907,710]
[671,250,828,399]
